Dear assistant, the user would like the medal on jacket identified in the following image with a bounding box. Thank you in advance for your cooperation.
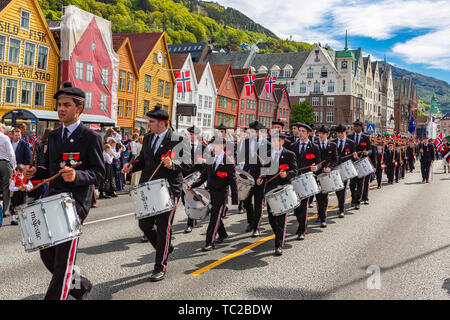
[61,152,80,167]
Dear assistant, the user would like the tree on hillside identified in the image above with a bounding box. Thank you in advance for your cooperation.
[291,100,316,124]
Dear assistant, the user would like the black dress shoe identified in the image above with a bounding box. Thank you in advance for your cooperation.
[245,224,252,232]
[426,180,429,183]
[150,270,166,282]
[338,212,345,218]
[308,203,314,208]
[215,235,228,244]
[140,236,149,243]
[320,222,327,228]
[11,220,18,225]
[363,200,369,205]
[252,230,260,237]
[184,226,192,233]
[109,192,118,197]
[202,244,215,251]
[377,186,381,189]
[355,204,360,210]
[297,234,305,241]
[275,247,283,256]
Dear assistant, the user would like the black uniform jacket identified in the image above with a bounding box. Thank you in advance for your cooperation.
[347,133,372,159]
[191,154,238,204]
[384,148,400,168]
[262,148,297,193]
[419,144,435,163]
[332,138,356,165]
[242,137,271,179]
[132,130,191,198]
[316,140,339,173]
[34,123,105,220]
[286,139,322,175]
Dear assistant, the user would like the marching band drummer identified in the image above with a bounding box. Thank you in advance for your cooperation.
[384,141,399,184]
[332,125,357,218]
[314,125,338,228]
[23,82,105,300]
[406,139,416,173]
[256,132,297,256]
[375,141,385,189]
[286,123,321,241]
[122,106,191,282]
[188,137,238,251]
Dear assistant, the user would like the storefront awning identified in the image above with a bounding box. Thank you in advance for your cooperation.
[1,109,115,125]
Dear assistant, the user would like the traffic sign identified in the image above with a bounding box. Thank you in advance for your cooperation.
[366,123,375,133]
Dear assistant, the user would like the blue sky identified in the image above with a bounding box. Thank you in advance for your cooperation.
[213,0,450,84]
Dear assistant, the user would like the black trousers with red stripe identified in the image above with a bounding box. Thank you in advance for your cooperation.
[244,184,264,231]
[361,175,371,202]
[336,180,349,213]
[266,206,288,249]
[315,192,329,222]
[138,197,178,273]
[294,198,310,235]
[206,191,228,245]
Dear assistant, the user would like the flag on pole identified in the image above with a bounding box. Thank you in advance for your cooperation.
[434,133,444,151]
[281,87,288,97]
[175,71,191,93]
[28,135,39,147]
[244,75,255,95]
[265,77,276,94]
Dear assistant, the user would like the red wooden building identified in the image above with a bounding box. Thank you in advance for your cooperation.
[255,76,277,129]
[233,68,258,130]
[274,85,291,129]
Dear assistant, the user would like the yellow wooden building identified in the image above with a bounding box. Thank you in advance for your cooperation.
[114,32,174,134]
[0,0,60,124]
[112,36,139,137]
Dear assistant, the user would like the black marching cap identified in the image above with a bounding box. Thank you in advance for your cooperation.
[335,124,347,132]
[147,105,169,121]
[187,125,201,135]
[53,82,85,101]
[316,125,329,133]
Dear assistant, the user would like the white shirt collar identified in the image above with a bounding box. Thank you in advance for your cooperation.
[62,119,81,137]
[154,129,168,140]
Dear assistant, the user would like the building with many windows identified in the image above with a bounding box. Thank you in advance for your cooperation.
[211,64,239,129]
[0,0,60,132]
[193,62,216,139]
[233,67,257,129]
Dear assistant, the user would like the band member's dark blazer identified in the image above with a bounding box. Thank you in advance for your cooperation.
[286,139,321,175]
[332,138,356,164]
[262,148,297,193]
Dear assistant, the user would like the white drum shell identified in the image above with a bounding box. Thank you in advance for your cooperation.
[291,171,321,199]
[130,179,174,219]
[354,157,375,178]
[318,170,345,193]
[183,172,202,192]
[16,193,81,252]
[236,169,255,201]
[265,184,300,216]
[184,188,211,220]
[337,160,358,181]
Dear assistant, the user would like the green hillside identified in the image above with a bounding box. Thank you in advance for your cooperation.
[391,65,450,114]
[39,0,312,52]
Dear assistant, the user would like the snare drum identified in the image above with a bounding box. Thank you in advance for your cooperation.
[184,188,211,220]
[291,171,321,199]
[183,172,201,192]
[15,193,81,252]
[337,160,358,181]
[236,169,255,201]
[317,170,345,193]
[130,179,174,219]
[265,184,300,216]
[354,157,375,178]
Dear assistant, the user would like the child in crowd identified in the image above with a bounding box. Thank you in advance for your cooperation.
[99,144,115,199]
[9,165,33,225]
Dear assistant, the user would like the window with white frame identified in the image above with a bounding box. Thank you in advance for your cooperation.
[300,82,306,93]
[198,95,203,109]
[126,100,132,117]
[75,61,84,80]
[8,38,21,64]
[326,111,334,123]
[0,35,5,61]
[145,75,151,92]
[102,68,109,86]
[328,81,334,92]
[203,113,212,127]
[20,10,31,30]
[312,97,320,106]
[100,93,108,111]
[327,97,335,106]
[34,83,45,106]
[314,111,319,123]
[24,42,36,68]
[86,63,94,82]
[21,81,32,106]
[313,81,320,93]
[37,46,48,70]
[85,90,92,110]
[197,113,202,127]
[127,73,133,92]
[5,79,18,104]
[307,67,313,79]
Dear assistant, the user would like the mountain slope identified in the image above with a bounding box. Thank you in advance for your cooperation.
[391,65,450,113]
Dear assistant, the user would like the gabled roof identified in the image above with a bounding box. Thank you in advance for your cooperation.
[169,53,189,71]
[210,64,230,89]
[254,74,270,96]
[232,68,251,94]
[114,33,163,69]
[274,85,290,108]
[207,51,254,69]
[371,61,378,79]
[0,0,12,12]
[363,57,370,72]
[112,35,126,52]
[252,51,310,78]
[112,36,139,77]
[193,63,207,83]
[168,42,207,62]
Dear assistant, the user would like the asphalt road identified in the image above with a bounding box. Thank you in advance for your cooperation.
[1,164,449,300]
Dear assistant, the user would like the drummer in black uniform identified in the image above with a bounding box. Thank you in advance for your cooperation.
[257,132,297,256]
[182,125,206,233]
[384,141,398,184]
[332,125,357,218]
[189,137,238,251]
[23,82,105,300]
[286,123,321,241]
[375,141,385,189]
[315,125,338,228]
[122,106,190,282]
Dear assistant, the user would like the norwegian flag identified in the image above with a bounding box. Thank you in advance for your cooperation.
[29,134,39,147]
[244,75,255,95]
[265,77,277,94]
[434,133,444,151]
[176,71,191,93]
[281,87,288,97]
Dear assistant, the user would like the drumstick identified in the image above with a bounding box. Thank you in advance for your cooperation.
[188,188,207,206]
[29,144,37,167]
[297,159,326,172]
[29,162,83,192]
[340,150,363,160]
[148,150,172,181]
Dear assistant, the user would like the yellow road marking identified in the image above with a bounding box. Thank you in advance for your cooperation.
[190,185,377,276]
